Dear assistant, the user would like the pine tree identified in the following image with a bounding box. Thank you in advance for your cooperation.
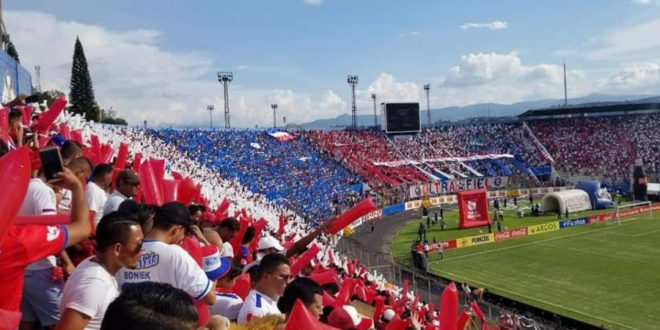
[6,41,19,63]
[69,37,100,121]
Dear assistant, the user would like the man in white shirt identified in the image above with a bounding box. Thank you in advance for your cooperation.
[85,164,113,226]
[237,253,290,323]
[209,256,244,321]
[58,158,92,213]
[56,213,144,330]
[18,172,62,329]
[103,170,140,216]
[116,202,216,308]
[214,218,240,258]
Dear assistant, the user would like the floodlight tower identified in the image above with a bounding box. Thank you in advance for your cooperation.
[207,105,214,129]
[271,104,278,128]
[217,72,233,128]
[424,84,431,127]
[347,75,359,129]
[371,93,377,127]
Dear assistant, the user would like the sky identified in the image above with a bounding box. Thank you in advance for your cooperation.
[4,0,660,127]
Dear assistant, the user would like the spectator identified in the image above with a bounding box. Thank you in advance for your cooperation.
[277,277,324,320]
[239,227,256,266]
[210,262,244,321]
[237,253,290,323]
[60,141,83,166]
[86,164,113,226]
[58,157,93,213]
[56,214,143,330]
[18,165,82,329]
[116,202,216,307]
[214,218,240,258]
[103,170,140,216]
[0,168,91,315]
[327,305,373,330]
[100,282,199,330]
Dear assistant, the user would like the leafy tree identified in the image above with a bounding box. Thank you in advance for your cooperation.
[69,37,100,121]
[6,41,19,63]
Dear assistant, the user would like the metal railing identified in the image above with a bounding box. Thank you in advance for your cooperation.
[336,234,561,330]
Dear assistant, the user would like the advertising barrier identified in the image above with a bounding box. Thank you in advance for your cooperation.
[429,239,457,252]
[382,203,405,216]
[559,217,588,229]
[527,222,560,235]
[456,233,494,248]
[494,228,528,242]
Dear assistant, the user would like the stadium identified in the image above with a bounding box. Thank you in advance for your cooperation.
[1,2,660,330]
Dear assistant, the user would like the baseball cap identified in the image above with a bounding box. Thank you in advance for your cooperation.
[381,309,395,322]
[258,235,285,252]
[201,245,231,280]
[50,135,66,147]
[328,305,373,330]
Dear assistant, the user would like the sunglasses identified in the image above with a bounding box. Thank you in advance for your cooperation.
[272,273,292,282]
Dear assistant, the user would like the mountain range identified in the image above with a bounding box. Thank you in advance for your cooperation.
[297,93,660,129]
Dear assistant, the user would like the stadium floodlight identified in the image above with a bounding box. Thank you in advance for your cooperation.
[217,72,234,128]
[271,104,278,128]
[371,93,377,127]
[207,105,215,129]
[347,75,359,129]
[424,84,431,127]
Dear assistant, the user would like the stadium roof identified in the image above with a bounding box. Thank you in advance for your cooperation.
[519,101,660,120]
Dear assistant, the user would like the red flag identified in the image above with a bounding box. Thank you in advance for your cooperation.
[140,160,164,205]
[456,310,470,330]
[471,301,485,320]
[402,279,409,301]
[58,122,70,140]
[439,282,458,330]
[0,148,31,245]
[0,108,8,144]
[372,296,386,321]
[70,129,83,145]
[278,214,286,235]
[290,244,321,277]
[36,95,66,134]
[20,105,32,126]
[114,142,129,170]
[309,270,338,285]
[322,291,336,307]
[325,198,377,235]
[160,179,180,203]
[285,299,338,330]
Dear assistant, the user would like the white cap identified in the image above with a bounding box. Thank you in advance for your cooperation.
[258,235,285,251]
[382,309,395,321]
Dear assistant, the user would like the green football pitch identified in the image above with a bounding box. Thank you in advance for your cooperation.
[391,204,660,329]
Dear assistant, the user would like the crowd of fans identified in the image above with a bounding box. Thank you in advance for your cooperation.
[307,125,549,196]
[150,129,360,221]
[527,114,660,185]
[3,96,500,330]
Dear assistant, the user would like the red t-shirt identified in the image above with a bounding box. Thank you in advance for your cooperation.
[0,224,68,311]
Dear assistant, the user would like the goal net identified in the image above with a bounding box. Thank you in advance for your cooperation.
[615,201,652,225]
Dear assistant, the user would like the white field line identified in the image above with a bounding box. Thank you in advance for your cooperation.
[439,217,641,262]
[436,269,641,330]
[632,228,660,237]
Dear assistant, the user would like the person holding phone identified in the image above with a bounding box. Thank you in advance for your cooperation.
[0,167,91,322]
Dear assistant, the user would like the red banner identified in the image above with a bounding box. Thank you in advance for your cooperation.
[457,189,491,229]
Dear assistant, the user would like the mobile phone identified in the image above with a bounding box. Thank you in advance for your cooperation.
[24,95,39,104]
[39,147,64,182]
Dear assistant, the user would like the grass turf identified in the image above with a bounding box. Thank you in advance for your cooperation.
[391,205,660,329]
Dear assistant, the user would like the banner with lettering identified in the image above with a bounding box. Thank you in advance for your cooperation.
[409,176,508,198]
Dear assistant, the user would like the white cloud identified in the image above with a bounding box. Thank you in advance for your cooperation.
[433,51,588,108]
[586,18,660,60]
[632,0,651,4]
[3,10,349,127]
[460,21,507,31]
[397,31,421,38]
[442,51,577,87]
[598,62,660,92]
[303,0,324,5]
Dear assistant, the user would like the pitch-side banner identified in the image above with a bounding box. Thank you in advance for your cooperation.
[409,176,508,198]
